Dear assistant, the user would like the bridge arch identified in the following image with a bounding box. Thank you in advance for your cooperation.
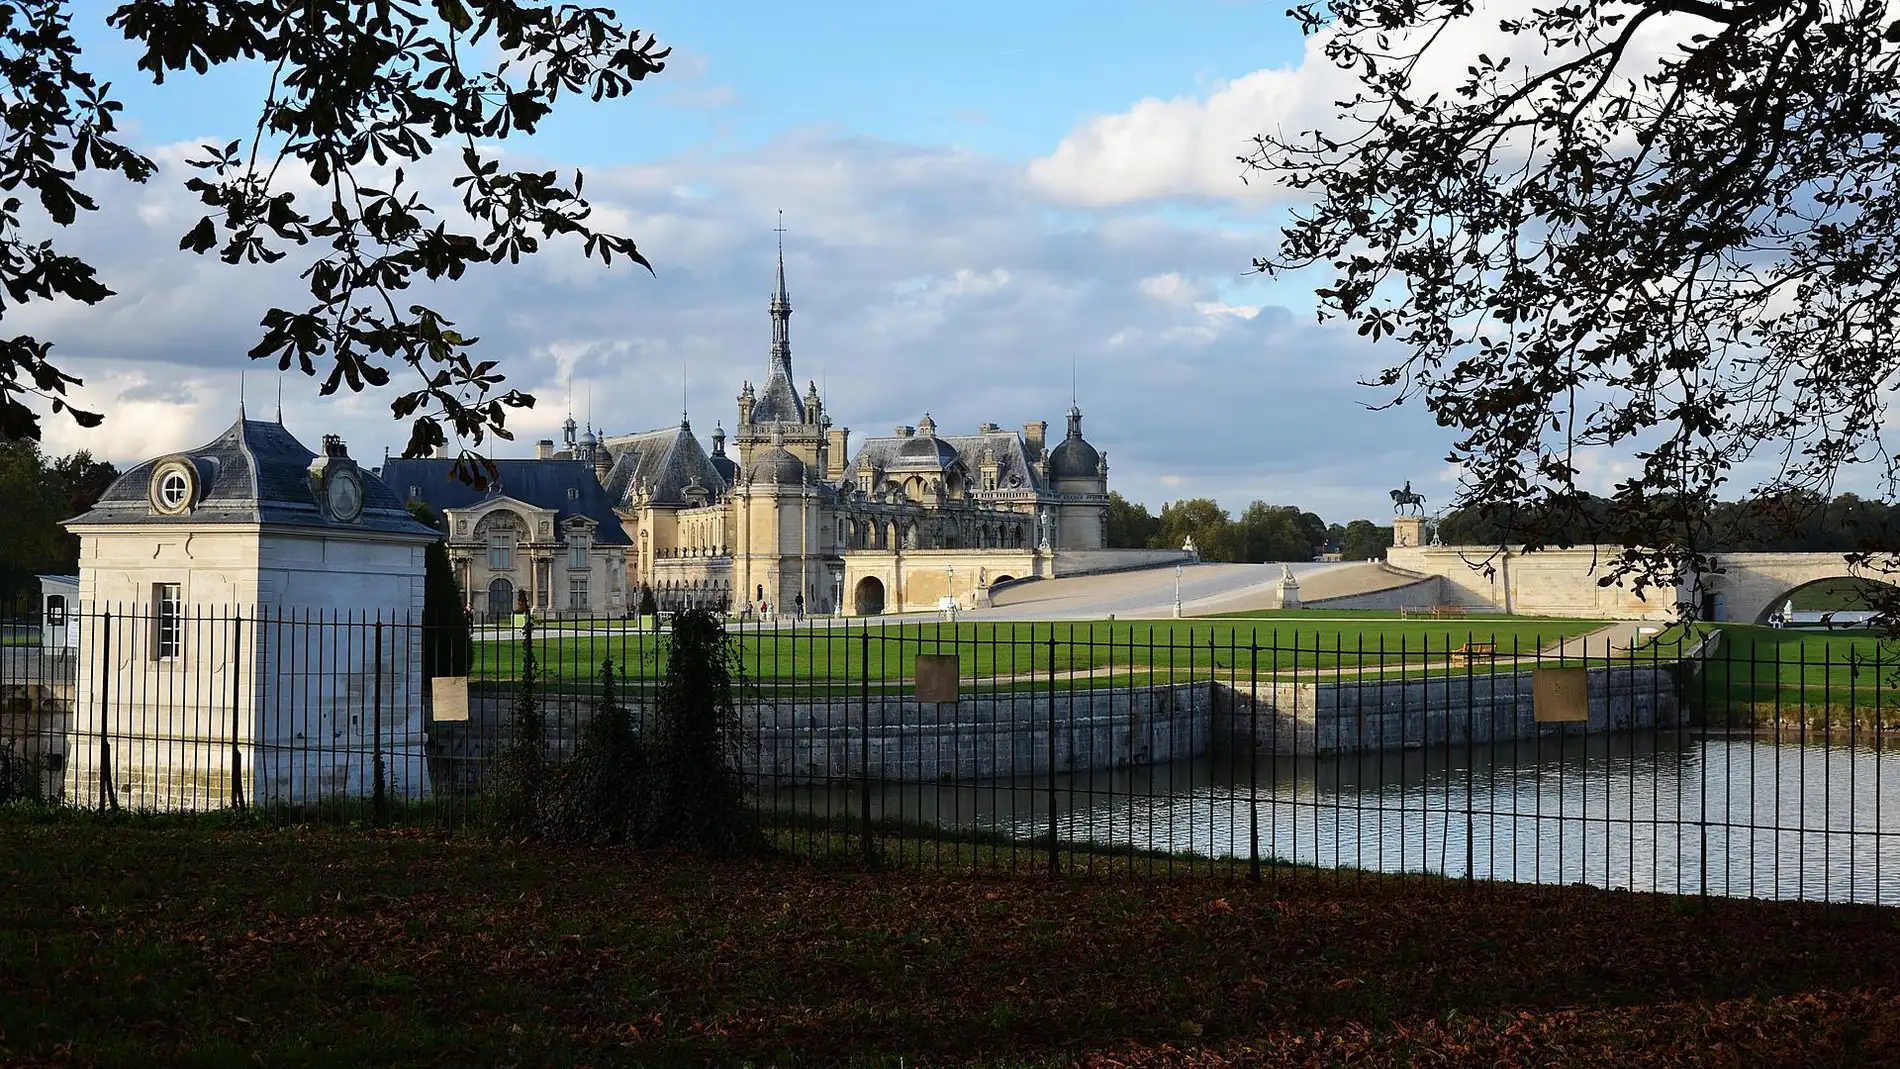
[1701,554,1900,624]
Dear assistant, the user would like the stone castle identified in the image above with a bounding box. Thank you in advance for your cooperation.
[384,241,1110,617]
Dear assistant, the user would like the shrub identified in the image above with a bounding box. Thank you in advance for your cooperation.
[487,617,547,838]
[641,607,753,853]
[549,658,644,845]
[638,583,658,618]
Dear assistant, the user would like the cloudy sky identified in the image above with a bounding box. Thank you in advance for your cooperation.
[29,0,1481,524]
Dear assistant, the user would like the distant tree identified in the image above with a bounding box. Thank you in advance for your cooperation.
[1325,522,1347,554]
[1235,502,1314,562]
[1339,519,1393,561]
[1246,0,1900,609]
[1159,498,1242,562]
[1105,491,1163,549]
[0,440,117,612]
[2,1,666,468]
[637,582,658,617]
[409,502,470,682]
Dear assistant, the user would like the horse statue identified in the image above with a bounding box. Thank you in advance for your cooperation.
[1390,480,1427,516]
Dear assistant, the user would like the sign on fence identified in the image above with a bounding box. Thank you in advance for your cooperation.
[914,655,959,704]
[1532,667,1589,723]
[431,677,470,722]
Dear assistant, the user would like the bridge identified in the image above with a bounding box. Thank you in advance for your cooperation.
[1388,544,1894,623]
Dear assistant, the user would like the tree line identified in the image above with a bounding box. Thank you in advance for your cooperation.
[1435,493,1900,556]
[0,440,118,615]
[1105,492,1394,562]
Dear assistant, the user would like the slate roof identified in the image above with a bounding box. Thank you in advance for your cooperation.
[748,361,806,424]
[599,421,727,508]
[379,458,631,545]
[746,445,808,484]
[709,424,738,486]
[850,429,1044,492]
[69,416,434,536]
[1047,406,1102,479]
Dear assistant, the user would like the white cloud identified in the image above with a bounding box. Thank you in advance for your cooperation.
[1029,5,1711,209]
[25,129,1457,523]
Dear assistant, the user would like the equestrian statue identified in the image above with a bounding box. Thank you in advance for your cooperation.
[1390,480,1427,516]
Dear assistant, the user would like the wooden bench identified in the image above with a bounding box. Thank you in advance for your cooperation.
[1401,604,1470,620]
[1450,641,1496,667]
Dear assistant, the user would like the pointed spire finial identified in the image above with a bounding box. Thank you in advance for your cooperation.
[238,370,246,419]
[275,375,283,424]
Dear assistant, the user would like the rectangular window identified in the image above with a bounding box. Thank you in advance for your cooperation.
[153,583,182,660]
[568,535,589,570]
[487,535,512,571]
[569,579,589,610]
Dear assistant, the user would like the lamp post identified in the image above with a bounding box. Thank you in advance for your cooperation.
[1173,562,1183,619]
[946,564,955,616]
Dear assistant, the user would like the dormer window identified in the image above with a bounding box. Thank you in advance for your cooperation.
[149,459,198,516]
[159,471,190,509]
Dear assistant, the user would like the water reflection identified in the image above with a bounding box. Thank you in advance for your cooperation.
[765,733,1900,904]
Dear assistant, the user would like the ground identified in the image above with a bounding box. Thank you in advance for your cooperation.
[2,819,1897,1067]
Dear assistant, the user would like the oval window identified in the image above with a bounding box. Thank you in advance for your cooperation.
[158,470,190,510]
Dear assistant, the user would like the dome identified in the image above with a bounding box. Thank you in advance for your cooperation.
[746,445,807,484]
[894,434,959,468]
[1046,436,1100,479]
[1047,404,1100,479]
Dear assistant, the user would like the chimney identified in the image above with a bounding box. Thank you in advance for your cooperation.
[826,426,850,480]
[321,434,348,458]
[896,425,915,438]
[535,439,555,460]
[979,422,999,434]
[431,440,448,459]
[593,443,612,482]
[1023,421,1047,461]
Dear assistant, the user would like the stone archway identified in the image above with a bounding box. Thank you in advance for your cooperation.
[854,576,887,616]
[486,577,514,618]
[992,574,1016,587]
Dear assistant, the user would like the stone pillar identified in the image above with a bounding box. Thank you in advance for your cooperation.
[1270,564,1301,610]
[1393,515,1425,548]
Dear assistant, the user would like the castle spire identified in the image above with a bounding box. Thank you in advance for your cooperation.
[770,211,792,376]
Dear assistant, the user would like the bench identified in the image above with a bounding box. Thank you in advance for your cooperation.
[1450,641,1496,667]
[1401,604,1470,620]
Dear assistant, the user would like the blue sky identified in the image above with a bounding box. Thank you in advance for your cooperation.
[41,1,1478,524]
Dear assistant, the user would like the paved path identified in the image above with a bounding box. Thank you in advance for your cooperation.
[978,561,1419,620]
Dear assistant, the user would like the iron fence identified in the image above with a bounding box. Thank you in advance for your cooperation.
[2,606,1895,904]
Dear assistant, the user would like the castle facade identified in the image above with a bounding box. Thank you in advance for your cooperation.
[388,246,1110,616]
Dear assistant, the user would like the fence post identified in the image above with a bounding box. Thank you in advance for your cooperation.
[1047,629,1059,877]
[231,611,245,809]
[1250,638,1260,883]
[373,617,386,827]
[98,608,115,812]
[859,626,872,867]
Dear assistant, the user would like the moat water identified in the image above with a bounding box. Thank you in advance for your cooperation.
[772,732,1900,904]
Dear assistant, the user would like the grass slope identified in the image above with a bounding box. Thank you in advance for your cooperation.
[2,821,1897,1067]
[473,617,1610,685]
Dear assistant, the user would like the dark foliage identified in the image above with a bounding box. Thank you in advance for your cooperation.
[1,1,665,470]
[410,503,471,682]
[1339,518,1393,561]
[641,607,752,853]
[1247,1,1900,615]
[637,582,657,618]
[547,658,642,845]
[0,439,116,612]
[487,615,545,838]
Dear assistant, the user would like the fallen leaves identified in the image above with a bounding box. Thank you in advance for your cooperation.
[0,821,1897,1067]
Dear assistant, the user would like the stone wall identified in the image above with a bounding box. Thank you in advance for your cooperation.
[1301,574,1445,612]
[1052,548,1196,576]
[1387,545,1680,619]
[446,682,1216,786]
[1215,662,1685,757]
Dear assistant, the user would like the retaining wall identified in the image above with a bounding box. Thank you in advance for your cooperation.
[1215,662,1684,756]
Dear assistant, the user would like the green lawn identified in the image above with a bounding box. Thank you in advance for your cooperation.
[1787,576,1890,611]
[472,617,1612,685]
[3,818,1897,1067]
[1687,624,1900,725]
